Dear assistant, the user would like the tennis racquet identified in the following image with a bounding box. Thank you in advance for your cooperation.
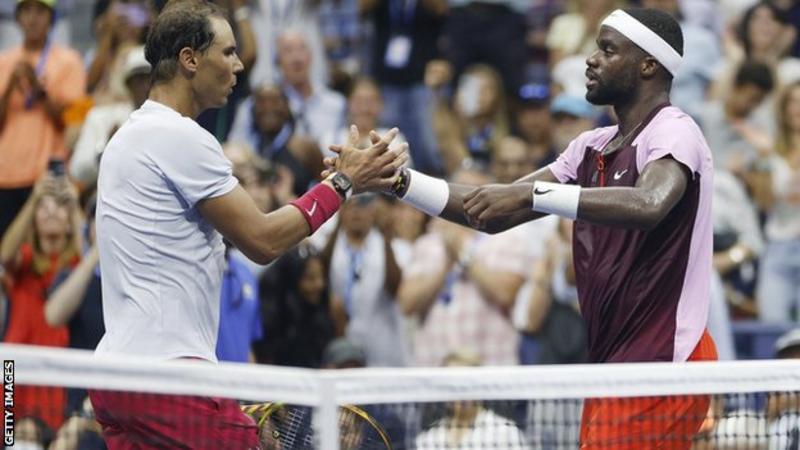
[241,402,393,450]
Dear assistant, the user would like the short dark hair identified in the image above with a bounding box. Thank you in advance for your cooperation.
[734,61,775,92]
[144,0,225,84]
[624,8,684,57]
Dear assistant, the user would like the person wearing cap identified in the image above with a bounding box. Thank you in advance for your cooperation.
[550,93,600,153]
[325,7,718,448]
[70,45,151,187]
[514,82,558,169]
[0,0,86,237]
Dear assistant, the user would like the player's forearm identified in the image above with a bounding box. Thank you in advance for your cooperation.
[245,206,313,264]
[383,237,402,297]
[45,247,99,327]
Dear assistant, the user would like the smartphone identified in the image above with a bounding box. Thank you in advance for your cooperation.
[48,158,66,177]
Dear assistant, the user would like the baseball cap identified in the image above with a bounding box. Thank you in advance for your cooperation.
[775,329,800,357]
[517,82,550,107]
[322,338,366,368]
[123,46,151,81]
[551,94,598,120]
[17,0,56,10]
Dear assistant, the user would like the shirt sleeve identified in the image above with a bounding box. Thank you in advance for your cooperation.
[638,119,703,176]
[153,128,239,208]
[547,132,589,183]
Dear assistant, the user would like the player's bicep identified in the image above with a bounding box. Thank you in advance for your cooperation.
[635,156,691,217]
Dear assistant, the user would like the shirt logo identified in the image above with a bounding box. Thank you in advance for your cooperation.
[613,169,628,180]
[534,188,553,195]
[306,201,317,216]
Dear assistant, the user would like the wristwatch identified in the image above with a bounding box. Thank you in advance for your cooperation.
[327,172,353,200]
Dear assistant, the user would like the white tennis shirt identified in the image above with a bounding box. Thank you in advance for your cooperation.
[95,100,238,362]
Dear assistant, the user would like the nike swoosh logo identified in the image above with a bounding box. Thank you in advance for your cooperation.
[613,169,628,180]
[305,201,317,216]
[534,188,552,195]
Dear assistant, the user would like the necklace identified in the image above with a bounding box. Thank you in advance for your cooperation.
[602,119,646,156]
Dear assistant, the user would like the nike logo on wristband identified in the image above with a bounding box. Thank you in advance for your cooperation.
[305,201,317,216]
[613,169,628,180]
[534,188,553,195]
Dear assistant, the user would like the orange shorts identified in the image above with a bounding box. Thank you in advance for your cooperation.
[580,330,718,450]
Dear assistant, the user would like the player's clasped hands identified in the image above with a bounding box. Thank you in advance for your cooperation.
[323,125,409,194]
[463,182,533,229]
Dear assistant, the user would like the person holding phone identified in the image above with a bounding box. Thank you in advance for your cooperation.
[0,0,86,238]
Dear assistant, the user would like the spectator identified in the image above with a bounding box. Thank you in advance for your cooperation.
[229,83,324,196]
[44,195,104,415]
[549,93,600,153]
[86,0,150,103]
[0,0,86,237]
[49,397,105,450]
[318,0,363,93]
[428,63,510,174]
[275,29,346,144]
[398,169,531,367]
[644,0,721,122]
[1,174,83,432]
[757,80,800,323]
[216,247,263,363]
[323,194,410,367]
[70,45,150,187]
[546,0,619,65]
[713,1,799,98]
[490,136,535,185]
[249,0,328,90]
[513,83,557,168]
[321,77,409,162]
[363,0,447,175]
[254,244,336,368]
[702,61,775,173]
[443,0,528,96]
[196,0,257,141]
[413,350,530,449]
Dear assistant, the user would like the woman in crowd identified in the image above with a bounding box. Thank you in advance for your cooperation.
[757,80,800,322]
[254,244,336,368]
[0,172,83,432]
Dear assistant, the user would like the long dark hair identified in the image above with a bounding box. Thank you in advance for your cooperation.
[737,1,789,58]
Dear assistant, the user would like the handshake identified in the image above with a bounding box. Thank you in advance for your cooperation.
[320,125,409,196]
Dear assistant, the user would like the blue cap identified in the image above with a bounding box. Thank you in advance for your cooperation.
[550,94,598,120]
[518,83,550,106]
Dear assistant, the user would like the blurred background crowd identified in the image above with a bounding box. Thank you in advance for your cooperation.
[2,0,800,447]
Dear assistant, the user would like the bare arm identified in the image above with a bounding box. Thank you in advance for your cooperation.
[44,246,99,327]
[199,185,314,265]
[230,0,257,72]
[397,263,449,316]
[465,262,523,313]
[0,78,15,131]
[464,158,690,232]
[382,234,401,297]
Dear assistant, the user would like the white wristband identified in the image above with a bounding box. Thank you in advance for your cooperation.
[532,181,581,220]
[401,169,449,217]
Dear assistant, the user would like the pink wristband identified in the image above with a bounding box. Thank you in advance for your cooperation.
[289,183,342,234]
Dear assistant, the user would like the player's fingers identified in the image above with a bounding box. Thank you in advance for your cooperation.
[327,145,343,155]
[369,130,381,145]
[370,128,398,155]
[348,124,360,147]
[323,156,338,168]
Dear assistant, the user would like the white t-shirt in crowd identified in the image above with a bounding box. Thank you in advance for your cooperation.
[95,100,238,362]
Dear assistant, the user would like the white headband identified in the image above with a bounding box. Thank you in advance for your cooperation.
[600,9,682,76]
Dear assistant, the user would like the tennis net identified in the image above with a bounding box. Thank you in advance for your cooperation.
[3,343,800,449]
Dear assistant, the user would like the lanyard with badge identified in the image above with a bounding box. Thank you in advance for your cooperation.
[384,0,416,69]
[343,244,364,316]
